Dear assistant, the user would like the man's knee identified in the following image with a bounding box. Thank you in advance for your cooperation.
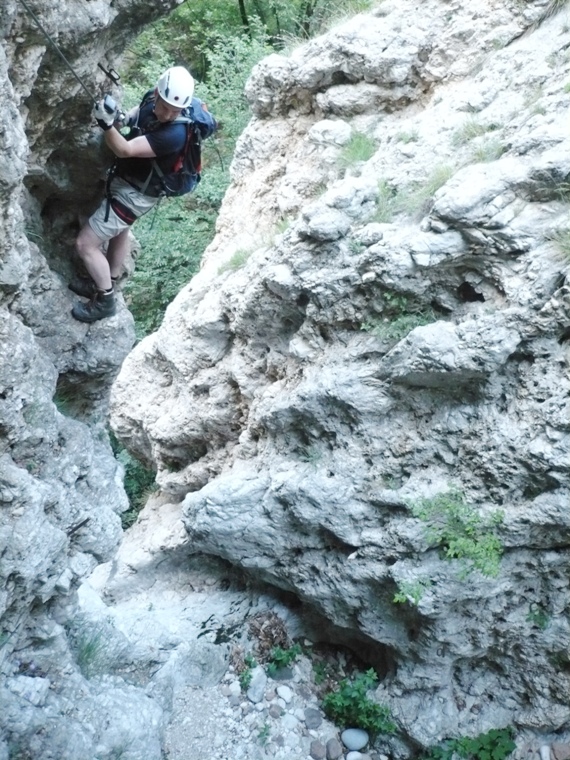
[76,224,103,258]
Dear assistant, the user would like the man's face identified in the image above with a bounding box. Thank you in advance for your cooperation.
[154,94,183,123]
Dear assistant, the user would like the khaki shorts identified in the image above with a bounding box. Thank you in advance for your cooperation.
[88,177,159,242]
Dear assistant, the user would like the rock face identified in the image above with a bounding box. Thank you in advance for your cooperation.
[0,0,181,757]
[112,0,570,749]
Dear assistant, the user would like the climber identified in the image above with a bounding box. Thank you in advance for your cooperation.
[70,66,196,323]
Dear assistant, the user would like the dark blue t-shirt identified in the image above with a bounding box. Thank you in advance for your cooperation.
[116,97,187,192]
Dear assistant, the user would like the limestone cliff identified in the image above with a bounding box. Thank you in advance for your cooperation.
[111,0,570,750]
[0,0,181,757]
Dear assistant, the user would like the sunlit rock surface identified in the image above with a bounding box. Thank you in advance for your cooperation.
[112,0,570,747]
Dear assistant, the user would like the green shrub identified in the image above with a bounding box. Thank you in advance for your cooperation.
[218,248,253,274]
[396,164,455,217]
[258,722,271,746]
[410,489,504,578]
[339,132,377,169]
[547,228,570,260]
[239,653,257,691]
[266,643,302,676]
[393,579,431,606]
[313,661,329,684]
[470,139,504,163]
[363,311,437,342]
[424,728,516,760]
[526,603,549,630]
[110,432,157,528]
[362,292,439,343]
[374,179,399,223]
[70,622,117,679]
[396,130,419,144]
[451,118,491,147]
[322,668,396,737]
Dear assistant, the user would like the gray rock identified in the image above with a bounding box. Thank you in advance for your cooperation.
[269,702,284,718]
[311,740,327,760]
[300,205,352,241]
[271,665,294,681]
[247,666,268,703]
[552,745,570,760]
[304,706,323,729]
[327,737,344,760]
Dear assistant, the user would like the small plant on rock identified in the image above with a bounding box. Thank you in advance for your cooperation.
[374,179,400,223]
[396,129,419,143]
[451,118,491,147]
[424,727,516,760]
[218,248,253,274]
[258,721,271,746]
[396,163,455,217]
[410,489,504,578]
[238,653,257,691]
[72,623,114,679]
[339,132,377,169]
[322,668,396,737]
[470,138,504,164]
[526,603,549,630]
[547,228,570,261]
[362,292,438,343]
[393,579,431,606]
[266,643,303,676]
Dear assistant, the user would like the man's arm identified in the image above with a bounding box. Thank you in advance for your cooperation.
[103,128,157,159]
[92,100,156,158]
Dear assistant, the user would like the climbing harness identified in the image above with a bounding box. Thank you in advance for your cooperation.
[19,0,120,103]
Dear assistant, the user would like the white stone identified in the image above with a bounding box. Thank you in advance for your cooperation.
[341,728,369,751]
[276,684,294,703]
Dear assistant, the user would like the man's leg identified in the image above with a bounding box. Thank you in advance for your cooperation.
[75,223,113,290]
[71,223,117,323]
[107,228,131,281]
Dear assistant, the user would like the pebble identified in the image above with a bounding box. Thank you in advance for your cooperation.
[285,732,300,748]
[282,713,300,730]
[553,745,570,760]
[342,728,369,751]
[347,753,364,760]
[311,740,327,760]
[228,681,241,697]
[327,737,344,760]
[304,707,323,729]
[269,703,284,718]
[277,685,293,703]
[247,666,267,703]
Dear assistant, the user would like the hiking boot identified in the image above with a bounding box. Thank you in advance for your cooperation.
[71,290,116,323]
[68,275,97,299]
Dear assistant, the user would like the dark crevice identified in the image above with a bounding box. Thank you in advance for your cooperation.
[457,281,485,302]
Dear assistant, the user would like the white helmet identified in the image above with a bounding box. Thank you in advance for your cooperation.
[156,66,194,108]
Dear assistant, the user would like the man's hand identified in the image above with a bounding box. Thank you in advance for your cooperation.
[93,98,117,131]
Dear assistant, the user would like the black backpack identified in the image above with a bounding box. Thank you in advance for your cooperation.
[128,90,218,197]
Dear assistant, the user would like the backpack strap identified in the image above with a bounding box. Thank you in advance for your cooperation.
[149,121,199,195]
